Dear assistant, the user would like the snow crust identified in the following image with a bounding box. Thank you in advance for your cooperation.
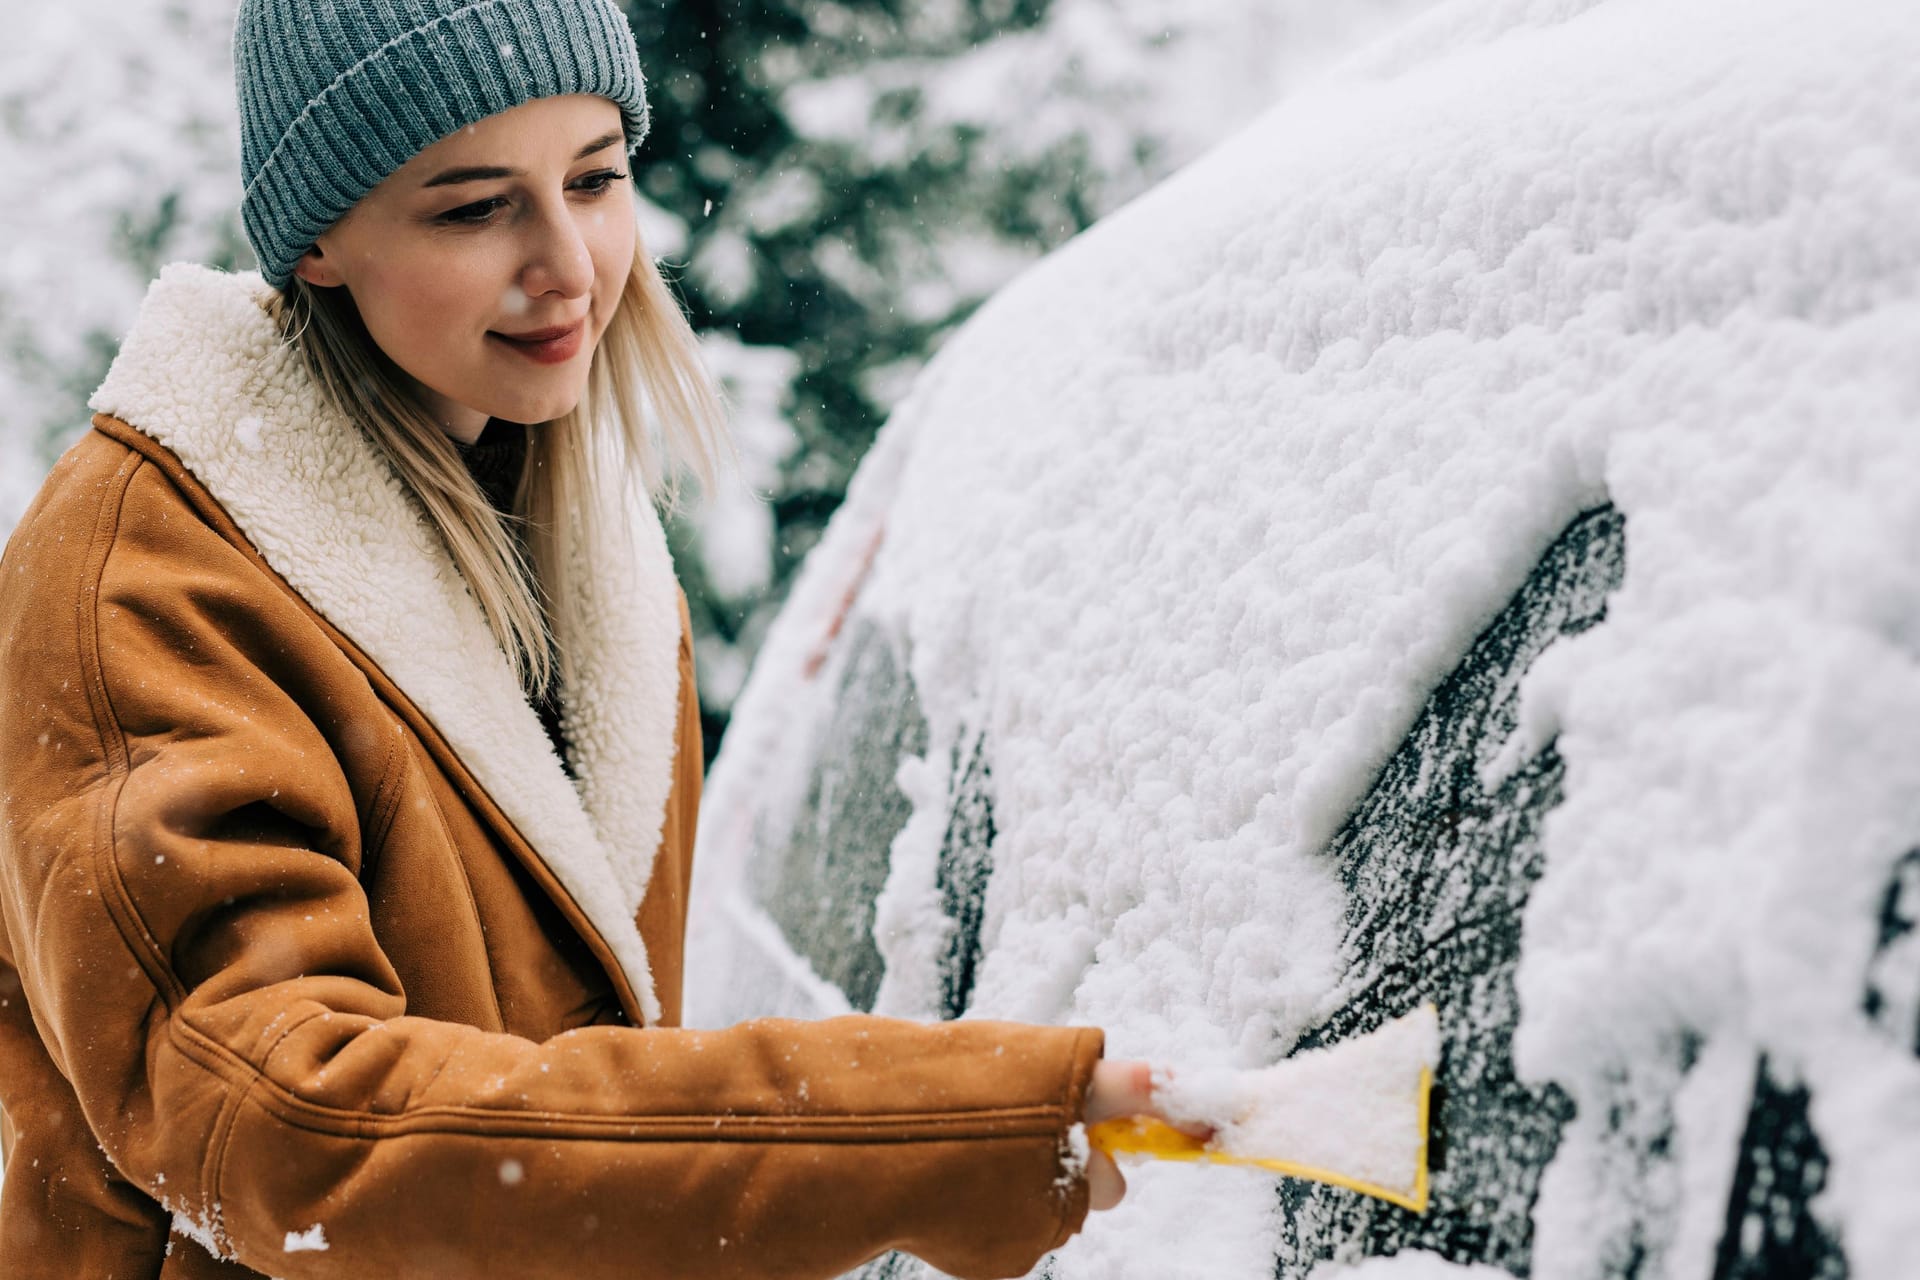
[1058,1122,1092,1192]
[282,1223,329,1253]
[698,0,1920,1275]
[168,1204,230,1262]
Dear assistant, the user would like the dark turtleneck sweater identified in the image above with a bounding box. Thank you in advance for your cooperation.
[450,420,571,774]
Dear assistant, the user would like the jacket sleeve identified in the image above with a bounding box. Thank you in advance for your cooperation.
[0,447,1105,1279]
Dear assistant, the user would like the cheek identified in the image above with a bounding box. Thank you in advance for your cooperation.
[350,251,505,387]
[357,251,492,344]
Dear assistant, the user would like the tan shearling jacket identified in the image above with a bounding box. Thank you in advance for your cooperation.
[0,264,1104,1278]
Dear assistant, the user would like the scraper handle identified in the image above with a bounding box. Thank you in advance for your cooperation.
[1084,1066,1435,1214]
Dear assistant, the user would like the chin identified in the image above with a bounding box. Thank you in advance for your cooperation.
[492,390,585,426]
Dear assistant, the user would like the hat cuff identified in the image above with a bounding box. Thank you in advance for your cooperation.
[241,0,648,289]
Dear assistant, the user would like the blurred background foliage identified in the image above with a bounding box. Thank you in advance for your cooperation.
[2,0,1427,758]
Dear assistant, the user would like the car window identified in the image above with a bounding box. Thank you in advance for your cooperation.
[748,618,928,1011]
[936,736,996,1020]
[1275,502,1856,1280]
[1275,503,1620,1271]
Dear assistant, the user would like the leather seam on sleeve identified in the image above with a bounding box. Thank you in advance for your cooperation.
[76,453,140,777]
[416,784,511,1034]
[251,1004,336,1074]
[405,1035,461,1105]
[200,1049,254,1256]
[169,1012,1065,1145]
[77,456,189,1010]
[356,724,409,881]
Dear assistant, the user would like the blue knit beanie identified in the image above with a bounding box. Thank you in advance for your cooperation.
[234,0,651,289]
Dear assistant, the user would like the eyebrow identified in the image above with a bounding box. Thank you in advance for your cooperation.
[420,130,626,188]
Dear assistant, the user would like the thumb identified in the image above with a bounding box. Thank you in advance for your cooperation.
[1085,1060,1215,1142]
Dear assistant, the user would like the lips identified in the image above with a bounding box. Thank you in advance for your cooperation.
[489,318,586,365]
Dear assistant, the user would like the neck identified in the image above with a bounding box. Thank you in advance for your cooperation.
[404,373,490,444]
[438,413,493,447]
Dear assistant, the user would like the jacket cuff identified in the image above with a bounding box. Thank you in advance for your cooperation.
[1046,1025,1108,1253]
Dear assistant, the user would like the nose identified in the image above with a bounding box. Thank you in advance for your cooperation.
[518,199,594,300]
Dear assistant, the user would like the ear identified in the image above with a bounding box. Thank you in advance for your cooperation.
[291,242,346,288]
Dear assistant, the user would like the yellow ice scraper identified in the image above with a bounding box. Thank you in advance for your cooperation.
[1087,1003,1437,1214]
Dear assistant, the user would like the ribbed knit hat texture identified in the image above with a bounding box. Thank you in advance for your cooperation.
[234,0,651,289]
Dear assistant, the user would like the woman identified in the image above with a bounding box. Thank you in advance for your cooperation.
[0,0,1188,1276]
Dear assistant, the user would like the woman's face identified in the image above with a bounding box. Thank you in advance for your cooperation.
[293,95,636,444]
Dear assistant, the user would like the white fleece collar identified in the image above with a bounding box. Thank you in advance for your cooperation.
[90,262,680,1026]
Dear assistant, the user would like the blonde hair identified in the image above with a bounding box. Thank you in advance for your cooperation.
[270,210,727,697]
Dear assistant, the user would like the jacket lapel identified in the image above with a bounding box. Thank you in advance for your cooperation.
[88,262,679,1026]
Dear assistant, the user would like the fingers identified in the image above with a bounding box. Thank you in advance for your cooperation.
[1086,1059,1218,1142]
[1086,1150,1127,1211]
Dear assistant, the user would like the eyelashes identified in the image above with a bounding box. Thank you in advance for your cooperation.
[439,199,508,225]
[436,170,630,226]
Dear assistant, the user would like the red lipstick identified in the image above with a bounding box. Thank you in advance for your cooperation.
[489,319,586,365]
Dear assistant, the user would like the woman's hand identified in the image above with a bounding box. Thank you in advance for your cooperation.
[1081,1059,1215,1211]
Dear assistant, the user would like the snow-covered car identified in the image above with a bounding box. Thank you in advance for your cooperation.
[686,2,1920,1277]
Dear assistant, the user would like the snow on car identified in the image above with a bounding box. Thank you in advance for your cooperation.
[686,0,1920,1277]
